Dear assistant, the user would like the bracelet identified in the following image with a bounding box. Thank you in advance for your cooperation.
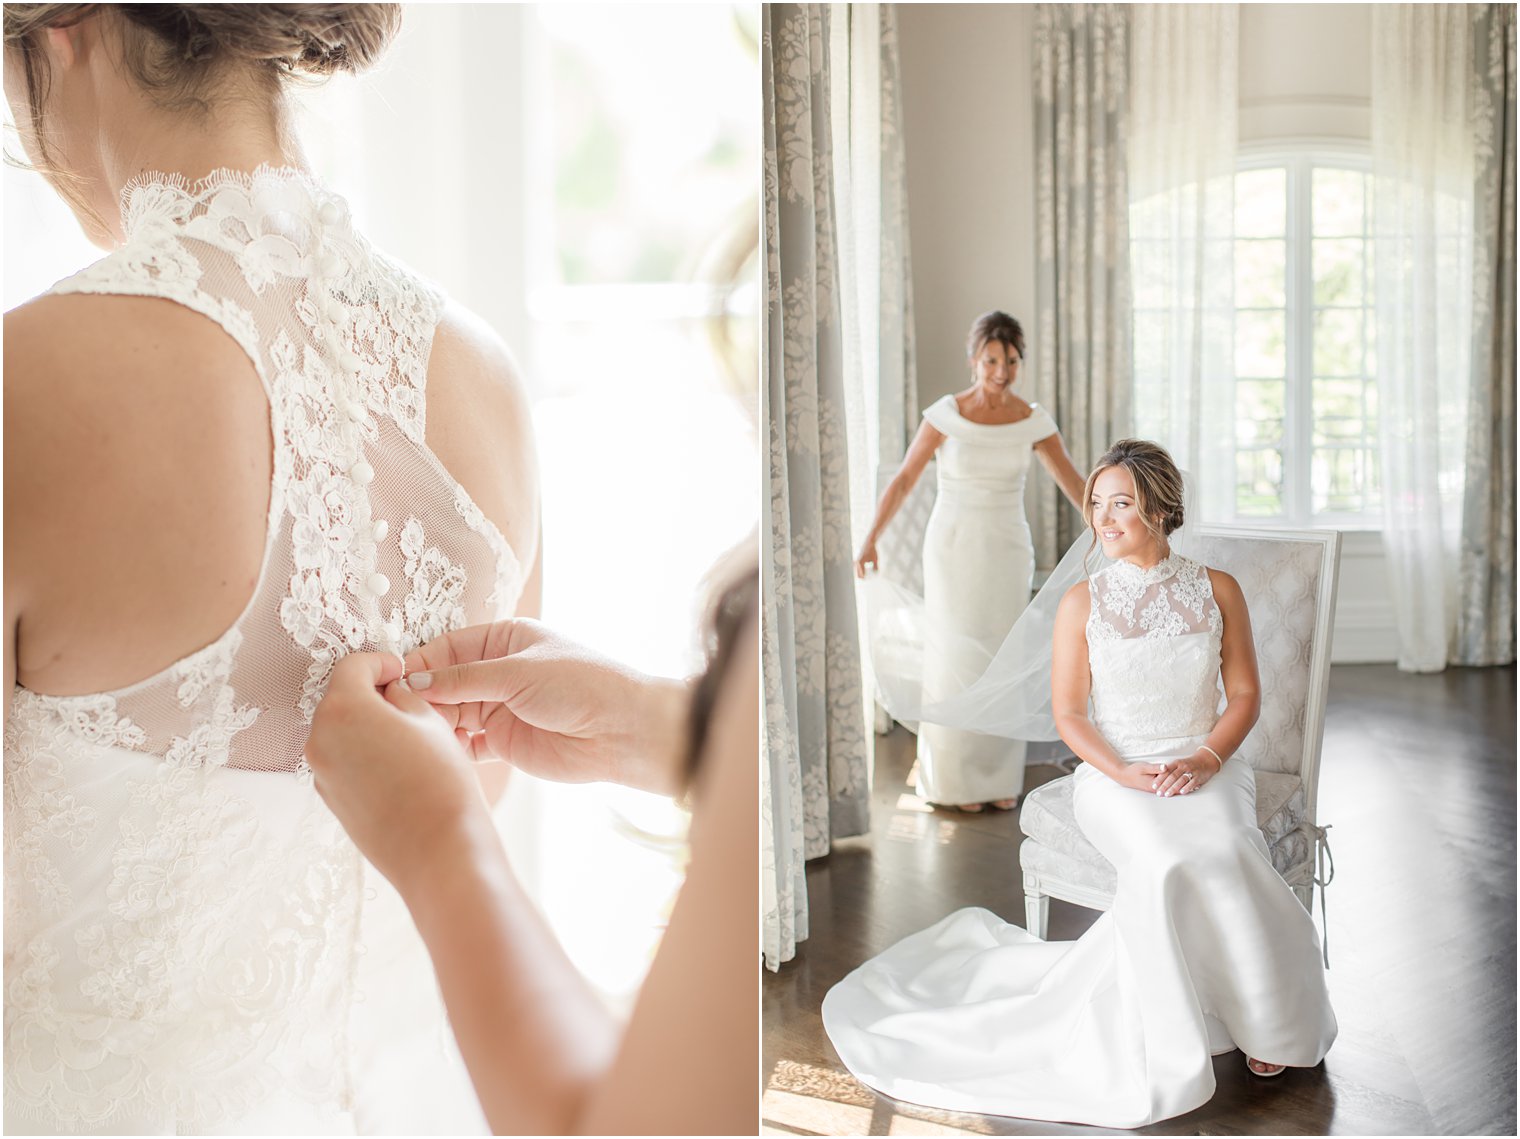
[1196,744,1225,771]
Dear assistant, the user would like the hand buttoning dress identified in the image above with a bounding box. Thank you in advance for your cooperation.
[3,168,522,1134]
[824,554,1337,1128]
[915,395,1057,805]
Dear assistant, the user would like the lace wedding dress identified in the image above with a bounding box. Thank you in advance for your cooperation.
[913,395,1057,805]
[824,554,1337,1128]
[4,167,522,1134]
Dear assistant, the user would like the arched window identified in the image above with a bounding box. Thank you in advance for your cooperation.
[1228,145,1379,527]
[1130,142,1382,530]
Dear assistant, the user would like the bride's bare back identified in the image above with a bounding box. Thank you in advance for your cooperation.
[5,290,537,701]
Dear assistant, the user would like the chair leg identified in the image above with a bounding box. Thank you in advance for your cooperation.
[1292,882,1312,914]
[1024,887,1049,940]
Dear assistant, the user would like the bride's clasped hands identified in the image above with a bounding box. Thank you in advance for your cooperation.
[1150,751,1222,796]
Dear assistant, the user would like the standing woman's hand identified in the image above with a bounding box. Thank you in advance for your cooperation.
[305,653,492,894]
[404,620,691,797]
[855,537,880,578]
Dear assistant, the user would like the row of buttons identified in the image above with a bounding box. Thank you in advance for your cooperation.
[315,197,399,645]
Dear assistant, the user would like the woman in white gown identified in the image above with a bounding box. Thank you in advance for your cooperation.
[3,6,536,1132]
[855,312,1085,811]
[825,440,1337,1129]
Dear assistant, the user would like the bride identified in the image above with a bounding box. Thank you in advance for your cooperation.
[4,5,534,1132]
[823,440,1337,1128]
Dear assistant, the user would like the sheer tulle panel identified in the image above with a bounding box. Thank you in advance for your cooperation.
[1087,559,1221,642]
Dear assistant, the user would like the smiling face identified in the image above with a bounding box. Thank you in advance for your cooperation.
[1088,465,1166,564]
[971,338,1020,394]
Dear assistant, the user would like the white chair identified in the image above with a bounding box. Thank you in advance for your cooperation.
[1019,527,1340,938]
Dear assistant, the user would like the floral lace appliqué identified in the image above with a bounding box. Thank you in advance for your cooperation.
[6,165,516,1132]
[390,518,469,648]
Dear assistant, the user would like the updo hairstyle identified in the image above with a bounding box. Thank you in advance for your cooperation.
[1081,439,1186,554]
[966,310,1025,364]
[5,4,399,172]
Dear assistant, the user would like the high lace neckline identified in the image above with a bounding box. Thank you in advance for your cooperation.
[119,164,337,242]
[1107,550,1181,587]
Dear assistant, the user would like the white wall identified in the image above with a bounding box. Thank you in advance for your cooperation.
[898,4,1039,406]
[1239,4,1372,143]
[895,2,1395,662]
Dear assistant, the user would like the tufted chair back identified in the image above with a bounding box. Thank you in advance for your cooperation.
[1173,527,1341,818]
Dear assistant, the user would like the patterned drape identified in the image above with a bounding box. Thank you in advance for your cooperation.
[1373,4,1515,671]
[762,4,871,972]
[1127,5,1239,524]
[1457,4,1517,667]
[1031,5,1134,568]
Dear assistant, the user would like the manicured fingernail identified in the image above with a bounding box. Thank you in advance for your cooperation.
[410,672,432,690]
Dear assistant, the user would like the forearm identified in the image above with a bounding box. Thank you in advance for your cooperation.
[865,482,909,544]
[1054,712,1129,782]
[403,813,618,1135]
[607,674,693,798]
[1198,693,1260,767]
[1057,467,1087,513]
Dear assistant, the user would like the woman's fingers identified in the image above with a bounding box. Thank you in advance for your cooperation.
[1157,764,1207,797]
[382,678,433,716]
[329,650,405,697]
[404,621,528,679]
[408,659,522,704]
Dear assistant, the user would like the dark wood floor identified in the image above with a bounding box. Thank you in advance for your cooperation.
[762,665,1518,1136]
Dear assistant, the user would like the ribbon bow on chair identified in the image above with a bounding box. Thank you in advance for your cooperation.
[1304,822,1335,968]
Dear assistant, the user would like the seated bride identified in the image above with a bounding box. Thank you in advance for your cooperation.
[824,439,1336,1129]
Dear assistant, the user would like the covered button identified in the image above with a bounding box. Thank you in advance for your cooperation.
[349,460,375,485]
[366,573,391,597]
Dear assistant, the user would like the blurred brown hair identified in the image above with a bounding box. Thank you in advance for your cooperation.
[4,4,399,192]
[685,539,758,788]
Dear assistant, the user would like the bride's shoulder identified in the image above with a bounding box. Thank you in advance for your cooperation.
[1055,578,1094,620]
[423,300,539,574]
[1195,562,1246,606]
[1202,564,1243,592]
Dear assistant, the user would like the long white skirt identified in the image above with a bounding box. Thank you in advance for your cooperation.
[821,756,1337,1128]
[915,495,1033,804]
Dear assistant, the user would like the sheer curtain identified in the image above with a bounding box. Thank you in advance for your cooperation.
[1031,4,1134,566]
[762,4,871,971]
[829,3,919,734]
[1127,4,1239,523]
[831,2,919,480]
[1371,5,1514,672]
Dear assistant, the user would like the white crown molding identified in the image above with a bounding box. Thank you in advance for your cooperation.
[1239,95,1372,111]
